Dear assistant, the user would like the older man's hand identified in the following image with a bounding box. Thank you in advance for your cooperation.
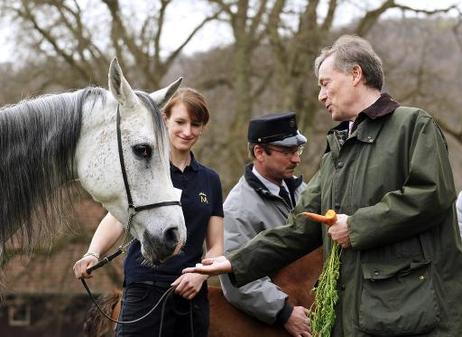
[182,255,232,276]
[328,213,351,248]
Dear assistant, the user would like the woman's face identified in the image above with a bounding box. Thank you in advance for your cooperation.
[164,102,205,152]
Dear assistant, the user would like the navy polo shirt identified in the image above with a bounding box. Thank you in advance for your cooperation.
[124,153,224,285]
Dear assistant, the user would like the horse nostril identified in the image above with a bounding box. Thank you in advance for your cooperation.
[142,227,181,264]
[163,226,179,246]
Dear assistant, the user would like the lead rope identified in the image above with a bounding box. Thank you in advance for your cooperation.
[82,264,194,336]
[158,291,194,337]
[85,209,136,274]
[81,279,175,325]
[81,210,195,335]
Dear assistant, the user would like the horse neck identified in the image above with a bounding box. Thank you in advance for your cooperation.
[0,88,103,251]
[273,248,323,307]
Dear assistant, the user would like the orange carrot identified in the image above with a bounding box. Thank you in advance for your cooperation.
[300,209,337,226]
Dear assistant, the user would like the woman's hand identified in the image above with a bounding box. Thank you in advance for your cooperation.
[171,273,208,300]
[73,255,99,279]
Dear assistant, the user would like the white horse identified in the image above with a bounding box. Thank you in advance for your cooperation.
[0,58,186,265]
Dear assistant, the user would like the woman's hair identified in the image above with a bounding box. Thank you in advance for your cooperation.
[314,34,384,91]
[163,87,209,125]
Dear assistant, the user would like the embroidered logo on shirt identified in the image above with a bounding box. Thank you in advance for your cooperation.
[199,192,208,204]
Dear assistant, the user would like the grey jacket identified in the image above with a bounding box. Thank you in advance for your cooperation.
[220,164,305,325]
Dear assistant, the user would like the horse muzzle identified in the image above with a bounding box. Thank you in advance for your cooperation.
[141,227,185,265]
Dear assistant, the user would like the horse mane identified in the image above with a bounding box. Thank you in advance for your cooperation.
[0,87,170,262]
[0,87,106,260]
[134,91,170,170]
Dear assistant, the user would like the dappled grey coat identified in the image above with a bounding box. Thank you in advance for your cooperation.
[228,103,462,336]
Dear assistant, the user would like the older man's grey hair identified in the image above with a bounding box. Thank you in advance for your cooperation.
[314,35,384,91]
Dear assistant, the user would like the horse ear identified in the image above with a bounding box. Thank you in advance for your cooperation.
[149,77,183,109]
[108,58,138,108]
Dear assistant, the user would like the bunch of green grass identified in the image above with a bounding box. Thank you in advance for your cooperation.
[310,241,341,337]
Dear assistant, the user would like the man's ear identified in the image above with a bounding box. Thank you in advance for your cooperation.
[352,64,363,86]
[254,145,266,161]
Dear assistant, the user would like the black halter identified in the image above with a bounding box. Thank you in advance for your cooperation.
[84,103,182,273]
[116,104,181,218]
[81,103,184,327]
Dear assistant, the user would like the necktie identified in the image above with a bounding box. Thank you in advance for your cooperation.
[279,186,292,208]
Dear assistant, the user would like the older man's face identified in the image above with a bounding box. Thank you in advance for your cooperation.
[317,54,358,122]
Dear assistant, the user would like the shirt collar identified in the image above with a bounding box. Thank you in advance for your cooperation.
[170,152,200,172]
[252,166,288,196]
[331,93,400,136]
[189,152,200,171]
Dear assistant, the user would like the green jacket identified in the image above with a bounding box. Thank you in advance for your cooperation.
[229,103,462,336]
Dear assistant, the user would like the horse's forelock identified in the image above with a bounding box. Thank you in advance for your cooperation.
[135,91,170,169]
[0,87,105,260]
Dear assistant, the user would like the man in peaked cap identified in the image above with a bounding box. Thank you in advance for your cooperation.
[219,112,310,336]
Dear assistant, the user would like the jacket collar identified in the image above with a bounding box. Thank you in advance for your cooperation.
[328,93,400,145]
[244,163,303,200]
[360,93,400,120]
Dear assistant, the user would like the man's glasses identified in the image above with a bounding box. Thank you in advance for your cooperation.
[266,145,304,156]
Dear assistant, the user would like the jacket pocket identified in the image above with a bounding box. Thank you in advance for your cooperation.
[358,260,440,336]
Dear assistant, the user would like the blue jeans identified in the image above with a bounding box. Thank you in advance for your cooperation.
[116,282,209,337]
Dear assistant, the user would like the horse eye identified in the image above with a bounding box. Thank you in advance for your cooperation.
[132,144,152,159]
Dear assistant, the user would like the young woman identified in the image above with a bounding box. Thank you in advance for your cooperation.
[73,88,224,337]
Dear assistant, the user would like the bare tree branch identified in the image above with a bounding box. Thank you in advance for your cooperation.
[16,0,91,79]
[248,0,268,44]
[356,1,458,36]
[321,0,337,32]
[355,0,396,36]
[102,0,146,69]
[267,0,287,66]
[164,9,222,70]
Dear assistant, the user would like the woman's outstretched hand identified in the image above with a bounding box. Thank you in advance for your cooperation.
[182,256,232,276]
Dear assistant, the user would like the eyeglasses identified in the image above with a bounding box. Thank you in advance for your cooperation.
[266,145,304,156]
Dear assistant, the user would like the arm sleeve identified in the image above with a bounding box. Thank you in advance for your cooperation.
[221,207,292,324]
[211,171,224,217]
[349,116,457,249]
[219,274,292,325]
[228,171,323,287]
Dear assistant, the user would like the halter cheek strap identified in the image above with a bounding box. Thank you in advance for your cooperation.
[116,104,181,215]
[85,105,182,274]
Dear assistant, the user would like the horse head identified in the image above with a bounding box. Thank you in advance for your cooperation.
[76,59,186,265]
